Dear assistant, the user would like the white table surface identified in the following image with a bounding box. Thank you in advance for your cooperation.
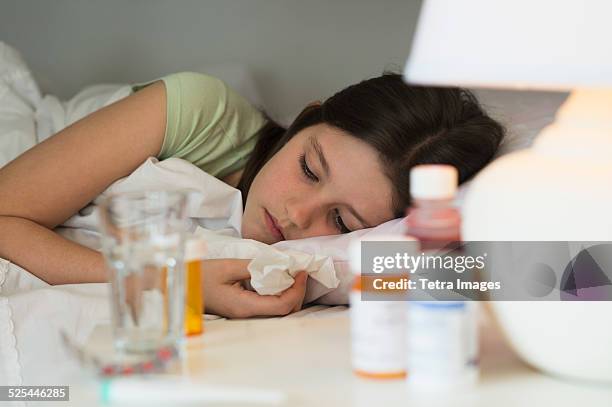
[67,310,612,407]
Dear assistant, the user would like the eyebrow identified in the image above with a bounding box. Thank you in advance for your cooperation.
[309,135,372,229]
[309,135,330,178]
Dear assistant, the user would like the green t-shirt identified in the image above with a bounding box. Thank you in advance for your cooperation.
[133,72,266,178]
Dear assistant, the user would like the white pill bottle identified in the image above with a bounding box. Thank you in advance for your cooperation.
[406,301,479,389]
[404,164,479,389]
[348,235,412,379]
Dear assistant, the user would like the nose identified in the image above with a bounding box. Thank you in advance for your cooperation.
[284,195,320,231]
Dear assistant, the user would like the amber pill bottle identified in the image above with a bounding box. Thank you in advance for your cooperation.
[184,238,207,336]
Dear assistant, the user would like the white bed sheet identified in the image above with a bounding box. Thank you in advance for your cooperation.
[0,259,345,386]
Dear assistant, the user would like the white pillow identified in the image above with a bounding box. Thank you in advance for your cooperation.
[273,217,407,305]
[0,42,42,168]
[474,88,568,157]
[454,89,569,206]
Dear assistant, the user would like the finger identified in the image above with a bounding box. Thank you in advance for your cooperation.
[290,272,308,312]
[278,271,308,305]
[237,271,308,317]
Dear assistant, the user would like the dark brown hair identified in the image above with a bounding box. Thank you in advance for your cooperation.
[237,72,505,218]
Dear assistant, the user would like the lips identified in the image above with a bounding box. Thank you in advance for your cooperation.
[264,209,285,241]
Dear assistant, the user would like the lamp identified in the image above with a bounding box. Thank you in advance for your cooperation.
[404,0,612,383]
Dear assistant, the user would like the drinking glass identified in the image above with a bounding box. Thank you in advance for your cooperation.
[99,190,188,353]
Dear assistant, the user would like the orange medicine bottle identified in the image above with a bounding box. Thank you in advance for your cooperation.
[348,235,413,379]
[184,238,207,336]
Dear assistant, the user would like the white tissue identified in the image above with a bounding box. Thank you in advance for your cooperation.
[193,228,339,296]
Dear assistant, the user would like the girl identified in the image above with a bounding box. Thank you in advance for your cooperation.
[0,71,504,317]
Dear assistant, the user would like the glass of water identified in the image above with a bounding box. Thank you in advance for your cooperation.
[98,190,188,353]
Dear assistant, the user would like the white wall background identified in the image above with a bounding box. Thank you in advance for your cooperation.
[0,0,422,123]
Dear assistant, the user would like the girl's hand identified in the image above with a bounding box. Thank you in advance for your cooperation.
[201,259,308,318]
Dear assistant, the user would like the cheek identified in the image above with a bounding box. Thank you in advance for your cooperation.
[255,156,297,199]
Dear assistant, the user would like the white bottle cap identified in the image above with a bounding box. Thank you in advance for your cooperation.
[185,238,208,262]
[349,234,416,275]
[410,164,458,200]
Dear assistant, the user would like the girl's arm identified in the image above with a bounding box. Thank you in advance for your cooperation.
[0,81,167,283]
[0,80,307,317]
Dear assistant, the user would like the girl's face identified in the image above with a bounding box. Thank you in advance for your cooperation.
[242,123,396,244]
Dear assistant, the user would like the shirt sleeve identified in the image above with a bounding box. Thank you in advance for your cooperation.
[132,72,266,178]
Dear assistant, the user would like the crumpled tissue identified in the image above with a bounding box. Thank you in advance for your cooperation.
[193,228,339,296]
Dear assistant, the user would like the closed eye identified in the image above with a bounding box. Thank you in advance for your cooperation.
[333,209,351,234]
[300,153,351,234]
[299,154,319,182]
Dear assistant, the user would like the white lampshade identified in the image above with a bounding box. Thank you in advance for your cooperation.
[404,0,612,90]
[404,0,612,385]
